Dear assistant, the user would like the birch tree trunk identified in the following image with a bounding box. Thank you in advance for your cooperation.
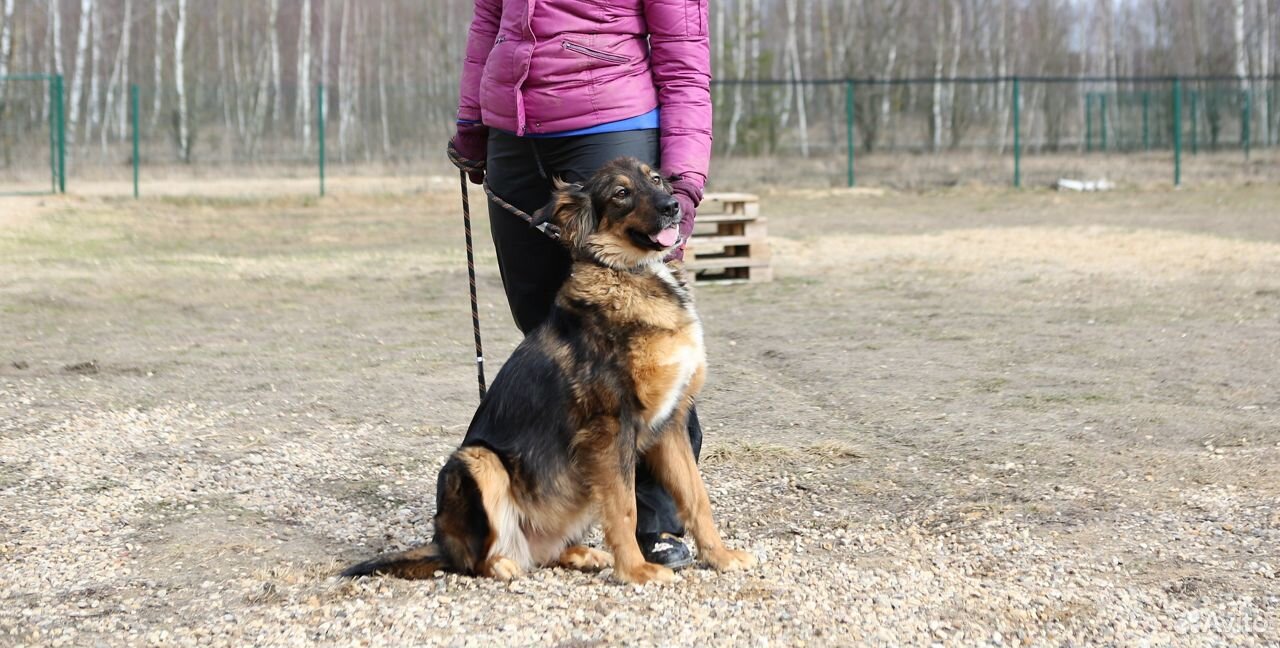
[1234,0,1248,80]
[252,2,275,142]
[51,0,64,77]
[87,0,103,145]
[297,0,313,144]
[68,0,93,146]
[103,0,133,149]
[725,0,747,154]
[353,3,366,160]
[268,0,282,129]
[931,4,946,152]
[321,0,332,87]
[0,0,15,107]
[0,0,14,74]
[378,2,392,157]
[783,0,809,156]
[997,1,1010,153]
[877,2,904,151]
[149,0,164,130]
[41,0,61,122]
[1261,0,1272,144]
[216,5,233,136]
[946,0,963,149]
[231,9,248,143]
[117,0,131,139]
[337,0,352,161]
[174,0,190,161]
[1234,0,1250,147]
[713,0,724,106]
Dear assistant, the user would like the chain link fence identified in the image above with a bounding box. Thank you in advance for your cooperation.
[3,74,1277,196]
[713,76,1279,189]
[0,74,63,195]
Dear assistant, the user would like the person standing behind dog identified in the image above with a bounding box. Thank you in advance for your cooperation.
[449,0,712,569]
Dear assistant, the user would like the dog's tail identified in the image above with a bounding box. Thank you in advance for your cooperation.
[340,542,451,580]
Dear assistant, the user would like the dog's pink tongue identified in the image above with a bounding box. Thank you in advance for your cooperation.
[652,226,680,247]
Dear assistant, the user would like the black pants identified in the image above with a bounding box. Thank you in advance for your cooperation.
[486,128,702,537]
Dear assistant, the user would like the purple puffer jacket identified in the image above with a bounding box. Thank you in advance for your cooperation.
[455,0,711,248]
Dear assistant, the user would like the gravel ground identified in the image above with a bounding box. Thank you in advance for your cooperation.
[2,184,1279,646]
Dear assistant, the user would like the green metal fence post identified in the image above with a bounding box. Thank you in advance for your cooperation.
[1173,78,1182,187]
[55,74,66,193]
[130,84,140,199]
[317,83,326,197]
[47,75,58,193]
[1012,76,1021,188]
[1142,91,1150,150]
[845,80,855,187]
[1100,93,1108,151]
[1267,81,1275,146]
[1241,89,1251,160]
[1190,90,1199,154]
[1085,92,1093,152]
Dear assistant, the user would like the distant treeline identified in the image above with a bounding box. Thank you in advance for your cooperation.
[0,0,1275,164]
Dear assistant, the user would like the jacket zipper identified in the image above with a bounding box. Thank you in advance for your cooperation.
[563,41,630,64]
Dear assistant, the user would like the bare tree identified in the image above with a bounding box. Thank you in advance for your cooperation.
[3,0,1278,169]
[725,0,748,154]
[86,0,103,144]
[321,0,331,87]
[945,0,963,149]
[149,0,164,130]
[102,0,133,149]
[269,0,282,128]
[174,0,190,161]
[67,0,92,146]
[296,0,313,145]
[782,0,810,156]
[251,1,278,142]
[337,0,352,160]
[930,3,947,151]
[1254,0,1270,144]
[377,2,392,156]
[50,0,64,78]
[0,0,16,107]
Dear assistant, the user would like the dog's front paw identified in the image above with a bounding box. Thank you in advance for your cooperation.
[614,561,678,585]
[483,556,524,581]
[558,546,614,571]
[703,548,757,572]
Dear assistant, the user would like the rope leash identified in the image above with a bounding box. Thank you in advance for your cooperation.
[447,144,561,240]
[457,167,487,400]
[447,142,560,401]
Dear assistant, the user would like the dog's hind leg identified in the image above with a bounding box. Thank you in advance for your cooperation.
[644,419,757,572]
[454,446,533,578]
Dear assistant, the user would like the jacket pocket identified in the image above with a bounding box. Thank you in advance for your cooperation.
[563,40,631,65]
[686,0,708,36]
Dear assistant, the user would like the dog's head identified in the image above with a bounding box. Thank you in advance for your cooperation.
[532,157,682,267]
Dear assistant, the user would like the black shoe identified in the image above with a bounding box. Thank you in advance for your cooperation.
[638,532,694,570]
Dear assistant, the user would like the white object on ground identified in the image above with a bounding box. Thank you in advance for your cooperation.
[1056,178,1115,192]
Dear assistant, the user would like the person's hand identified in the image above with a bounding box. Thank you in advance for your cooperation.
[449,122,488,184]
[664,177,702,262]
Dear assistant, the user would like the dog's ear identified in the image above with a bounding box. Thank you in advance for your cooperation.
[532,180,595,248]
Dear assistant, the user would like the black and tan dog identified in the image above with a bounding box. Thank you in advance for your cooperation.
[341,158,754,585]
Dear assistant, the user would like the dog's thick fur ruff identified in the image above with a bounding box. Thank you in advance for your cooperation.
[341,158,754,584]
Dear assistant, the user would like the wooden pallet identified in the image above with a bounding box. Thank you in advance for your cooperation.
[686,193,772,284]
